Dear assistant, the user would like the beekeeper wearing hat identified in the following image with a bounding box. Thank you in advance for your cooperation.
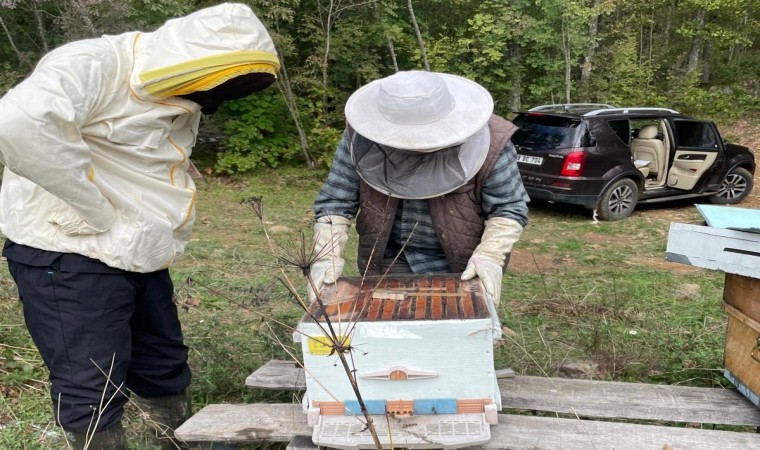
[311,70,529,333]
[0,3,279,449]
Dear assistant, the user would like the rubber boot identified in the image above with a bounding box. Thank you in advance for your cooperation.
[65,421,128,450]
[133,388,193,450]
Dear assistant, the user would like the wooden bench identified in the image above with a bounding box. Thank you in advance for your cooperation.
[176,359,760,449]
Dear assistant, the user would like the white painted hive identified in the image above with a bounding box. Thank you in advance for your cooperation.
[294,275,500,449]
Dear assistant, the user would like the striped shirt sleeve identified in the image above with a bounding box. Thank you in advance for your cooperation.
[481,141,530,227]
[314,130,361,220]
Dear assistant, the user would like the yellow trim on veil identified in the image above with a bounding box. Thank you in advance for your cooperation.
[140,51,280,98]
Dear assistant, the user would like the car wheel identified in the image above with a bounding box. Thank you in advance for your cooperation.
[597,178,638,221]
[708,167,754,204]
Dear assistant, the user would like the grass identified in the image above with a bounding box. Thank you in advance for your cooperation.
[0,166,737,448]
[500,198,727,386]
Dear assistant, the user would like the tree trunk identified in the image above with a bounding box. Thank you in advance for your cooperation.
[386,35,399,72]
[664,1,672,54]
[31,1,49,53]
[276,60,315,167]
[648,12,654,62]
[507,42,521,112]
[686,9,705,75]
[580,4,600,98]
[407,0,430,71]
[561,19,572,103]
[320,0,336,124]
[729,13,749,64]
[0,12,30,67]
[374,0,399,72]
[701,40,712,83]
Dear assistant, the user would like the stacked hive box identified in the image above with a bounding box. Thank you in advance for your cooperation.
[722,273,760,405]
[667,222,760,407]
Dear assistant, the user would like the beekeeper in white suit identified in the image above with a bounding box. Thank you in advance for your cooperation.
[311,70,529,336]
[0,3,279,449]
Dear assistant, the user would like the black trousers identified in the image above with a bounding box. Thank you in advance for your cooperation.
[4,241,191,433]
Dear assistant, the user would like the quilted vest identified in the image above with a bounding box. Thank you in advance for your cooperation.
[356,115,517,274]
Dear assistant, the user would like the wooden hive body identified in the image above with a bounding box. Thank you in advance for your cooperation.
[723,274,760,407]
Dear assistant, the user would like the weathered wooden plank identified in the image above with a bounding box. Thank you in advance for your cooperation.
[246,360,760,426]
[245,360,305,391]
[486,414,760,450]
[177,403,760,449]
[501,375,760,427]
[175,403,311,443]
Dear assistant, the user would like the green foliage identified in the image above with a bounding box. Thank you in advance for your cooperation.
[0,0,757,168]
[664,72,759,118]
[428,1,516,103]
[0,62,26,95]
[590,35,665,106]
[127,0,195,29]
[309,126,344,169]
[213,89,300,173]
[329,9,388,88]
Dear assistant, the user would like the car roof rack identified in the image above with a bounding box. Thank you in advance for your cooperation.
[528,103,616,112]
[584,107,680,116]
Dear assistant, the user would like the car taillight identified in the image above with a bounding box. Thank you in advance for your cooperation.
[560,151,586,177]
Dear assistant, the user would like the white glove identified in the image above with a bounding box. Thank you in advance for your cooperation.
[461,217,524,339]
[308,215,351,303]
[462,255,503,306]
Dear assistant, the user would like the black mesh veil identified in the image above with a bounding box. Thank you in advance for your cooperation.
[350,125,490,199]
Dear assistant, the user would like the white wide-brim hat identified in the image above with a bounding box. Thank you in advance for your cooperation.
[345,70,494,151]
[346,71,495,199]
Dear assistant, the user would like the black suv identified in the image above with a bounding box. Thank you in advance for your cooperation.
[511,105,756,220]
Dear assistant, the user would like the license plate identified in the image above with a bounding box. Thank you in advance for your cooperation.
[517,154,543,165]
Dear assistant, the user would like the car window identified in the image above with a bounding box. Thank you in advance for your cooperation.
[606,119,630,146]
[631,119,663,139]
[512,113,588,150]
[673,120,718,149]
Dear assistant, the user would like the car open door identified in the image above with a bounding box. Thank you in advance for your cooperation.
[667,119,722,190]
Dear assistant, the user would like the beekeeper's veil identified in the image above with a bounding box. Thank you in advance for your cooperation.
[131,3,280,100]
[345,71,494,200]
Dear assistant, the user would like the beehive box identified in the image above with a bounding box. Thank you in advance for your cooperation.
[723,274,760,406]
[666,222,760,407]
[294,274,500,449]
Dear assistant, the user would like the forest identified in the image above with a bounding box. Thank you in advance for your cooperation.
[1,0,758,171]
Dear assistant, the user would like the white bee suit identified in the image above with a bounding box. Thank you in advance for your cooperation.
[0,3,279,272]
